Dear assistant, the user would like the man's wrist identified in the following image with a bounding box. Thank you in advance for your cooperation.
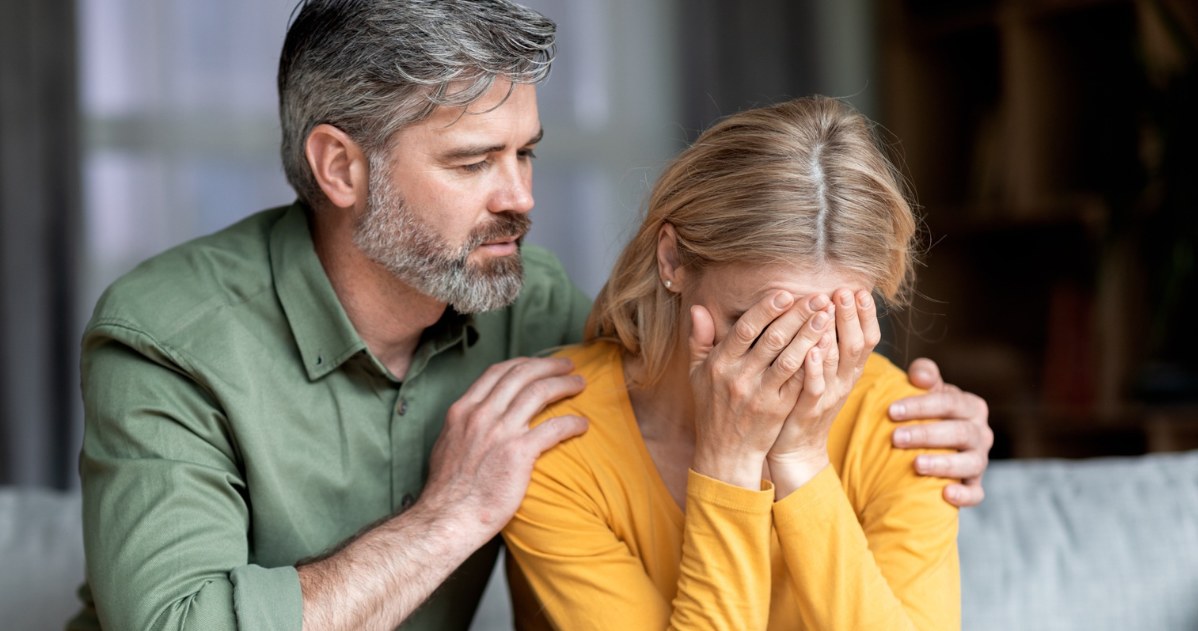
[406,490,505,551]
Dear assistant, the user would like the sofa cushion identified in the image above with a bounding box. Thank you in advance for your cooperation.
[960,450,1198,631]
[0,487,84,631]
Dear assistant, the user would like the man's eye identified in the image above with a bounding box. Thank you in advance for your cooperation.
[461,160,488,173]
[518,149,538,160]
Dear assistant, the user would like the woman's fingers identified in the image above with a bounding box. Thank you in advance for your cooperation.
[803,338,827,401]
[857,290,881,352]
[766,305,831,389]
[832,288,878,383]
[722,291,794,359]
[688,305,717,373]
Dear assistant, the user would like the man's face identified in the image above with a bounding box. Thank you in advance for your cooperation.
[353,81,541,313]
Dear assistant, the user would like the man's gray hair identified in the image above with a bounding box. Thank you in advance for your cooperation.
[278,0,556,205]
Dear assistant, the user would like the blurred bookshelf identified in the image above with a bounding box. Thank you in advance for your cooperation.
[879,0,1198,458]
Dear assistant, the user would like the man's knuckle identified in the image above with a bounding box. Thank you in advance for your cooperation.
[909,425,927,443]
[954,421,973,447]
[510,361,535,378]
[526,379,556,402]
[971,393,990,418]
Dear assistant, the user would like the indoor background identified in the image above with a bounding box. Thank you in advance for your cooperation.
[2,0,1195,492]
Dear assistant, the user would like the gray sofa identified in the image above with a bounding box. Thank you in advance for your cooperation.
[4,450,1198,630]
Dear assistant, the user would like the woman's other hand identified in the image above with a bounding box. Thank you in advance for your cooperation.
[767,288,880,498]
[687,291,828,490]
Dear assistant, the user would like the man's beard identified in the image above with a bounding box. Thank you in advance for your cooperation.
[352,167,531,314]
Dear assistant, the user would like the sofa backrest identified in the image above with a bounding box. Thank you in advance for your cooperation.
[4,450,1198,630]
[0,487,83,631]
[960,450,1198,631]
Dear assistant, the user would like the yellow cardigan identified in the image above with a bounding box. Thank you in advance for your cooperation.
[503,341,960,630]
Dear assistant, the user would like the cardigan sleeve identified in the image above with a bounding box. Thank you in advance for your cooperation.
[771,360,961,631]
[504,458,775,631]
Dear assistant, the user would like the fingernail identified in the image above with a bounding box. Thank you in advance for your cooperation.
[838,291,853,307]
[890,402,906,417]
[810,294,829,310]
[812,312,829,330]
[893,428,910,446]
[773,292,793,309]
[858,293,872,309]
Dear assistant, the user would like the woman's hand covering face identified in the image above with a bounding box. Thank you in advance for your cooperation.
[686,287,878,494]
[763,289,880,496]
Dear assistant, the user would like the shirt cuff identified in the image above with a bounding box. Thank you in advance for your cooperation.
[687,469,775,513]
[772,464,842,529]
[230,564,304,630]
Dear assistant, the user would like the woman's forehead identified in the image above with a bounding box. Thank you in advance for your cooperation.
[708,261,870,305]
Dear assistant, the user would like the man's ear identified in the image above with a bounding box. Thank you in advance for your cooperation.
[656,222,684,290]
[305,123,369,209]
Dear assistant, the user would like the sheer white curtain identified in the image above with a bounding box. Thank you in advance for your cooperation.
[73,0,680,498]
[78,0,680,311]
[78,0,298,321]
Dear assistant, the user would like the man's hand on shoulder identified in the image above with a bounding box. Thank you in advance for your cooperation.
[889,357,993,508]
[298,357,587,631]
[421,356,589,541]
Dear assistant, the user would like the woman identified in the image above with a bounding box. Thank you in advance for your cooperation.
[502,96,959,630]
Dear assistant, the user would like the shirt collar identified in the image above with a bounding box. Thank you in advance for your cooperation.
[271,202,366,380]
[271,202,480,381]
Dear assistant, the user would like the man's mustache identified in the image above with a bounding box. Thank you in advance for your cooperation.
[466,213,532,250]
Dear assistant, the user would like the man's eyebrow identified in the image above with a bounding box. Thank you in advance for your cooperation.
[438,128,544,162]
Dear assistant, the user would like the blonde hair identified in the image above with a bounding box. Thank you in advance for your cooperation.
[587,96,918,385]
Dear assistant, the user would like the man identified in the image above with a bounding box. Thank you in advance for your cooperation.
[71,1,991,629]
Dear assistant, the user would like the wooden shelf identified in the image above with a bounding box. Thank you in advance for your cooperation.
[880,0,1198,459]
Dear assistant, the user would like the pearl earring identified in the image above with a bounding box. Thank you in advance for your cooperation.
[663,279,673,289]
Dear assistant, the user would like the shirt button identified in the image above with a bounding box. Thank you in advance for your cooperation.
[396,398,408,416]
[401,493,416,511]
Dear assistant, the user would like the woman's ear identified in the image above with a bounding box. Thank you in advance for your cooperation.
[656,223,684,290]
[305,123,369,209]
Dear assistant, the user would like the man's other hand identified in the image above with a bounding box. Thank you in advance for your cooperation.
[890,357,993,508]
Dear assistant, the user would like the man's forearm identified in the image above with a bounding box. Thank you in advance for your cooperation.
[297,500,486,631]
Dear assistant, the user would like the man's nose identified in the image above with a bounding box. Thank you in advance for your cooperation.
[489,161,534,215]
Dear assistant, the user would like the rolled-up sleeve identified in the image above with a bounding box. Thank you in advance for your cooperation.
[81,326,303,630]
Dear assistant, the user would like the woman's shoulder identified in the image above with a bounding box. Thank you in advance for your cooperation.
[524,341,653,506]
[834,353,925,444]
[546,339,623,377]
[833,353,946,504]
[858,353,924,404]
[532,341,638,443]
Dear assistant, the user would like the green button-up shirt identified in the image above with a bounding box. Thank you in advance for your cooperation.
[70,203,591,630]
